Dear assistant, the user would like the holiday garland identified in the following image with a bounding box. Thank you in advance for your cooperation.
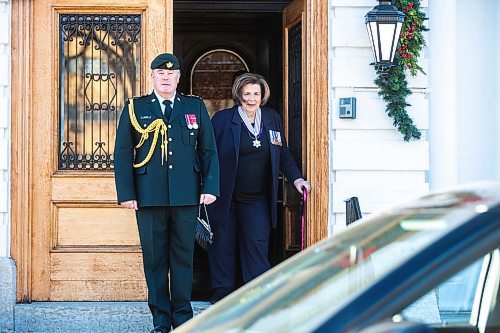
[374,0,428,141]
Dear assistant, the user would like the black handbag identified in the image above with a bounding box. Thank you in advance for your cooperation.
[195,204,214,250]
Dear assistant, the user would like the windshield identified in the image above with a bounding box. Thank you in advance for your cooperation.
[177,188,499,333]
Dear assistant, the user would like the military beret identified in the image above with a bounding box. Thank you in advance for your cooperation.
[150,53,181,70]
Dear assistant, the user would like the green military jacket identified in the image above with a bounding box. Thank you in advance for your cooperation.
[114,92,220,207]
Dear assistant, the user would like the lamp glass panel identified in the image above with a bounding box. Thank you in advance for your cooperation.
[390,22,403,62]
[379,23,396,61]
[368,21,380,62]
[366,23,377,62]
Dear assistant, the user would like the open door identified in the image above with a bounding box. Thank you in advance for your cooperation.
[281,0,329,252]
[12,0,172,301]
[282,0,305,258]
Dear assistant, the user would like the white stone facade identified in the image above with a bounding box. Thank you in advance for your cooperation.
[0,0,10,259]
[328,0,430,234]
[429,0,500,190]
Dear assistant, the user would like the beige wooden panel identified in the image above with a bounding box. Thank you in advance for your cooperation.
[51,252,144,281]
[50,281,147,301]
[52,177,117,202]
[56,206,138,246]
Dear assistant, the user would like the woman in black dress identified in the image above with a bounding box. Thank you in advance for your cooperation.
[207,73,311,303]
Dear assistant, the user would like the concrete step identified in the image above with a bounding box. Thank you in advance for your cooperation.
[12,301,210,333]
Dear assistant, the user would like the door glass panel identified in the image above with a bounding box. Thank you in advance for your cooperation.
[58,14,142,170]
[399,256,485,326]
[190,49,249,117]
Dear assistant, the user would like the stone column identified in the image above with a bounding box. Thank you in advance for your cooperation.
[0,260,15,332]
[428,0,458,190]
[0,0,15,331]
[497,1,500,181]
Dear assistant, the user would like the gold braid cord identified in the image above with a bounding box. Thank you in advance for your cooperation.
[128,98,168,168]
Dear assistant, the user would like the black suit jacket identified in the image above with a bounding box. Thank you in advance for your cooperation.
[208,105,302,227]
[114,92,220,206]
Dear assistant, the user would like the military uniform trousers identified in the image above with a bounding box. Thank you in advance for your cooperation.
[208,191,271,289]
[136,205,198,329]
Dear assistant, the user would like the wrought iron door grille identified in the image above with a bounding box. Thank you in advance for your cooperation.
[58,14,142,170]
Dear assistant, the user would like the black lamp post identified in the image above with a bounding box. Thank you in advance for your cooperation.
[365,0,405,73]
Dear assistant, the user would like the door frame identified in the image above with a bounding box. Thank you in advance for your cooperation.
[10,0,328,302]
[303,0,328,245]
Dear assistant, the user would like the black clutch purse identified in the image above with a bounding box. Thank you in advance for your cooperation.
[196,204,213,250]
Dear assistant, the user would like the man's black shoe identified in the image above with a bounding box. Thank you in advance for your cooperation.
[209,286,234,304]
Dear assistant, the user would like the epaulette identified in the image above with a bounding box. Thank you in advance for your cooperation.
[132,94,149,100]
[180,92,202,100]
[125,94,148,105]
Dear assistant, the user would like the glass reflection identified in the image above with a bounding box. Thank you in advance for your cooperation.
[59,14,141,170]
[190,49,249,117]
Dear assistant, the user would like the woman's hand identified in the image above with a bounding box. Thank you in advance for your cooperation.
[293,178,311,195]
[200,194,217,205]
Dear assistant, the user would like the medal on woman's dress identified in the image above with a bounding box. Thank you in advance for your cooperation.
[238,106,263,149]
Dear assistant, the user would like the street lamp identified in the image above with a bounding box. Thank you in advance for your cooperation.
[365,0,405,73]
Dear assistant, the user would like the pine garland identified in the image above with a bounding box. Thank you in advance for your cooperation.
[374,0,428,141]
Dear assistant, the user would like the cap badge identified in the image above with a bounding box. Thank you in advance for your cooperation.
[166,61,173,69]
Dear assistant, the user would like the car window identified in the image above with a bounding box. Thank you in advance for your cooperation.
[398,254,488,326]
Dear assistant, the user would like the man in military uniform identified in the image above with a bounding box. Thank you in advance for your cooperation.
[114,53,219,333]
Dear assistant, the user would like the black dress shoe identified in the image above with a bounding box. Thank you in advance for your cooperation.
[150,326,170,333]
[210,286,234,304]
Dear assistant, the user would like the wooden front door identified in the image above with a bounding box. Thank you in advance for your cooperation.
[12,0,172,302]
[281,0,329,250]
[282,0,305,257]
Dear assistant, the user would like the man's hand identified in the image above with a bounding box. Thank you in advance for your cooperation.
[200,194,217,205]
[120,200,138,210]
[293,178,312,195]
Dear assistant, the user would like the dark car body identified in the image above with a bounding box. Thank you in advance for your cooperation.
[175,183,500,333]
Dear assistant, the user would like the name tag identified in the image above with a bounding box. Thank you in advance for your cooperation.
[140,115,152,120]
